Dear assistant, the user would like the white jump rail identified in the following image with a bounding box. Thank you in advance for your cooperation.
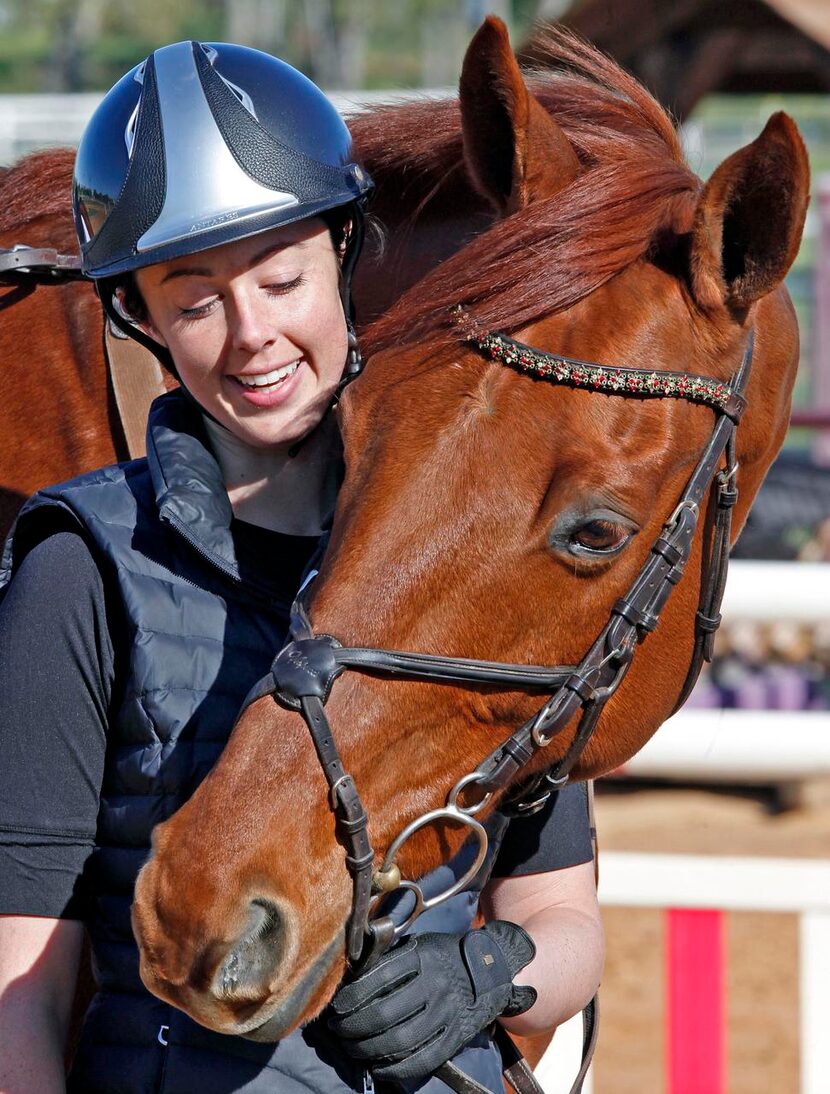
[618,709,830,782]
[721,561,830,622]
[613,560,830,783]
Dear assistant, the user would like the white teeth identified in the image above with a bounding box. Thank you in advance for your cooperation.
[235,361,299,388]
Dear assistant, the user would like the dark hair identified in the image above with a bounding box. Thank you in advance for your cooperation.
[116,207,355,327]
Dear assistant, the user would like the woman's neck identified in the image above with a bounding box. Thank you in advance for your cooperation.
[202,413,341,535]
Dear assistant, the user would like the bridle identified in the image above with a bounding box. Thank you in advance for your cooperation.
[0,241,750,1085]
[0,251,752,1092]
[244,311,754,977]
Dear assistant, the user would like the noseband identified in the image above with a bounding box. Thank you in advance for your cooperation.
[244,315,753,969]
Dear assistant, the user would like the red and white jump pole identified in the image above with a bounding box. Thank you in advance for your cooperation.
[536,854,830,1092]
[599,853,830,1094]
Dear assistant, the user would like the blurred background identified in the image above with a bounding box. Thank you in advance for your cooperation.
[2,1,829,1091]
[0,0,528,92]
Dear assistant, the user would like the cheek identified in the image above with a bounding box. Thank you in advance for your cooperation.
[174,359,208,392]
[306,296,348,380]
[166,323,226,379]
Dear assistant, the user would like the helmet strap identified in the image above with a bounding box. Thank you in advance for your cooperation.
[98,278,179,379]
[339,197,368,326]
[331,197,368,395]
[341,321,364,387]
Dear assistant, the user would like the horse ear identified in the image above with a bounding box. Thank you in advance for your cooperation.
[690,112,809,313]
[459,16,581,214]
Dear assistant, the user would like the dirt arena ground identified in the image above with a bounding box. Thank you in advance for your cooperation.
[586,778,830,1092]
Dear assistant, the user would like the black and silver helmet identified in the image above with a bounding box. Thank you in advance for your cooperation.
[73,41,372,281]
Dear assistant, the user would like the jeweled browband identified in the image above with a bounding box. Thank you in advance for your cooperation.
[453,306,747,420]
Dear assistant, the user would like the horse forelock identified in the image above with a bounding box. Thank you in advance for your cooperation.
[356,27,699,359]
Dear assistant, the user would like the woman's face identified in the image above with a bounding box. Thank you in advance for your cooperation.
[135,218,348,448]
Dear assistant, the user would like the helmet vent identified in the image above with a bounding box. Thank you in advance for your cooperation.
[217,76,258,120]
[198,42,257,121]
[124,61,146,156]
[124,101,139,157]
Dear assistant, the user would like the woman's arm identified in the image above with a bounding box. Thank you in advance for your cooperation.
[479,860,604,1037]
[0,532,114,1091]
[0,915,84,1093]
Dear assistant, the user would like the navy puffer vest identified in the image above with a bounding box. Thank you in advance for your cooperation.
[1,391,510,1093]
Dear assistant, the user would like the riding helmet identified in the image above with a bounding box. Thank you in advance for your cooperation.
[73,41,372,283]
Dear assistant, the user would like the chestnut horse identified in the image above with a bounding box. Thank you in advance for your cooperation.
[126,17,808,1047]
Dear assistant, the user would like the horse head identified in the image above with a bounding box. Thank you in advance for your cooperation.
[132,18,808,1040]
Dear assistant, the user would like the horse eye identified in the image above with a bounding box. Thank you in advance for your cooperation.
[571,519,632,555]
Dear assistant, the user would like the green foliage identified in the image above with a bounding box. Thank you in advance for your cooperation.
[0,0,541,92]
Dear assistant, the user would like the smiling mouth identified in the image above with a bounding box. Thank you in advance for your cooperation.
[232,360,300,392]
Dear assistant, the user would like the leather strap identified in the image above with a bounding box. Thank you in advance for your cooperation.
[432,1002,599,1094]
[569,996,599,1094]
[297,695,376,963]
[104,322,167,459]
[336,646,573,691]
[434,1060,495,1093]
[0,245,84,284]
[493,1027,547,1094]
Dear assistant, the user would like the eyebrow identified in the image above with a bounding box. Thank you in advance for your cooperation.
[160,239,300,284]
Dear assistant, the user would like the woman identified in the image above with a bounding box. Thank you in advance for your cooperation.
[0,41,603,1093]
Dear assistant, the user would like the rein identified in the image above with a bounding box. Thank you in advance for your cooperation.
[245,320,753,1090]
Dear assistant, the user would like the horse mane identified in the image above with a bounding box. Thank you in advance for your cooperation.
[0,147,76,233]
[354,27,701,358]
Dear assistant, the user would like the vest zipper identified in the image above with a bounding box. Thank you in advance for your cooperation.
[162,511,298,611]
[163,511,241,584]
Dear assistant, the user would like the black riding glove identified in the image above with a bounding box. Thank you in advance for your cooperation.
[328,920,537,1086]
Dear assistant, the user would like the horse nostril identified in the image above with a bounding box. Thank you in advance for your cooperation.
[216,899,285,1001]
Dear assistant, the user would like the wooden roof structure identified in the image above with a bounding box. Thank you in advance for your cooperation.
[520,0,830,119]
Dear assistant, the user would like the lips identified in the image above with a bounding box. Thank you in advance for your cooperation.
[228,358,305,408]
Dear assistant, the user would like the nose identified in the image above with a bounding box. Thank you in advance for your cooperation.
[230,295,275,355]
[213,898,286,1002]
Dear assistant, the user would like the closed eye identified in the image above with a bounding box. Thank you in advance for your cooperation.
[177,274,305,322]
[179,297,218,320]
[266,274,305,296]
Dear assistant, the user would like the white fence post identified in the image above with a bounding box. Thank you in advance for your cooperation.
[800,910,830,1094]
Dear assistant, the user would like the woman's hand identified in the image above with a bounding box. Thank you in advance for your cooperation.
[327,920,536,1085]
[0,915,83,1093]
